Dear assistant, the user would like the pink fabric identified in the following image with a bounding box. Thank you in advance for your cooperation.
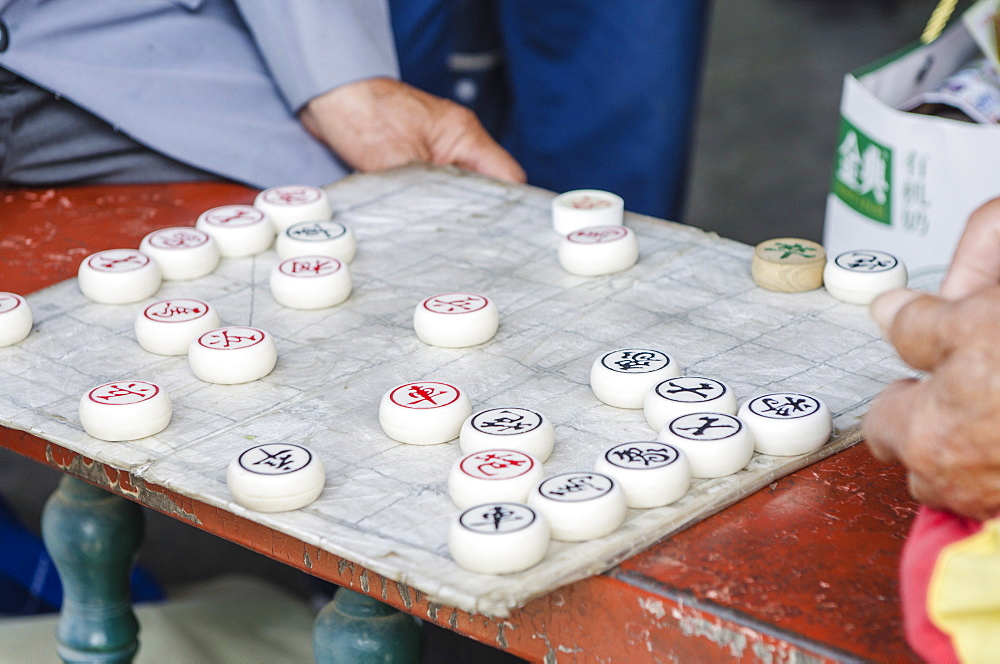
[899,506,984,663]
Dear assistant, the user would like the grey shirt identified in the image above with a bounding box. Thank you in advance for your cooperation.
[0,0,400,188]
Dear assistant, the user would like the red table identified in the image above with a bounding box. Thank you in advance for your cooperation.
[0,182,920,662]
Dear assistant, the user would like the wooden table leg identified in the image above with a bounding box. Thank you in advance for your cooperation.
[41,476,143,664]
[313,587,423,663]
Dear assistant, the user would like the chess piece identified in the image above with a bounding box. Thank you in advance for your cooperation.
[559,225,639,276]
[227,442,325,512]
[188,326,278,384]
[254,184,333,232]
[448,502,550,574]
[751,238,825,293]
[270,256,352,309]
[590,348,681,409]
[448,449,544,509]
[527,471,627,541]
[595,441,691,508]
[78,249,161,304]
[195,205,275,257]
[644,376,737,432]
[460,407,555,462]
[0,292,32,346]
[413,293,499,348]
[657,412,754,478]
[276,220,356,263]
[551,189,624,235]
[823,250,908,305]
[738,392,832,456]
[134,298,221,355]
[79,380,171,441]
[139,227,220,280]
[378,381,472,445]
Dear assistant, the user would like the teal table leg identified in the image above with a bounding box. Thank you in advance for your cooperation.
[314,588,423,663]
[41,476,143,664]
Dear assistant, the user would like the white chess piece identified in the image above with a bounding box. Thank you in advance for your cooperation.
[270,256,352,309]
[134,298,221,355]
[188,326,278,384]
[254,185,333,232]
[195,205,275,257]
[551,189,624,235]
[459,407,555,462]
[139,227,220,280]
[590,348,681,409]
[227,442,325,512]
[78,380,171,441]
[595,441,691,508]
[644,376,737,432]
[276,220,356,262]
[413,293,499,348]
[657,412,754,478]
[526,471,627,541]
[378,381,472,445]
[449,449,544,509]
[559,225,638,276]
[737,392,832,456]
[78,249,161,304]
[824,250,908,305]
[448,503,550,574]
[0,292,33,347]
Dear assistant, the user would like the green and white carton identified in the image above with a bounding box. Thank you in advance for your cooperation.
[823,13,1000,289]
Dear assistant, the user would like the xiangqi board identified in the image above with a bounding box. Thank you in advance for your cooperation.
[0,165,912,617]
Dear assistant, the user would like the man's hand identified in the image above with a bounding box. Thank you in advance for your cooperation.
[300,77,525,183]
[865,287,1000,520]
[865,196,1000,519]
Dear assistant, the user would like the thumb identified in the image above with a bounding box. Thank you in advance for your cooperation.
[870,288,922,338]
[873,290,955,371]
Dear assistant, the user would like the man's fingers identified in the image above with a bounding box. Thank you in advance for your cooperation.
[870,288,921,338]
[940,198,1000,300]
[882,287,1000,373]
[878,292,958,371]
[428,105,526,183]
[300,77,526,182]
[448,134,526,184]
[863,377,921,463]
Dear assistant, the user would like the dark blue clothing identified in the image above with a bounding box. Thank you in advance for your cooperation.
[390,0,711,220]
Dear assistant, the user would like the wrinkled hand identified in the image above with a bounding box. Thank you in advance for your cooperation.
[865,197,1000,519]
[300,77,525,183]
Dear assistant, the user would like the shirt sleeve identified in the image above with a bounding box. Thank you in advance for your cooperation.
[233,0,401,113]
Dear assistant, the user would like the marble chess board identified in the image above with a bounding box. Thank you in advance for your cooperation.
[0,165,913,616]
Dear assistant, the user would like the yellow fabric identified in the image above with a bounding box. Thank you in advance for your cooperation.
[929,518,1000,662]
[921,0,958,44]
